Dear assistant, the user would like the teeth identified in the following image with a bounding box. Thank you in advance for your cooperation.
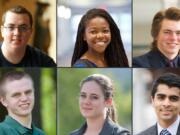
[96,42,105,45]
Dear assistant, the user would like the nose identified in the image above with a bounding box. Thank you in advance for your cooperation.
[13,27,21,35]
[162,97,171,106]
[83,97,91,105]
[169,32,178,41]
[96,32,103,39]
[20,93,28,101]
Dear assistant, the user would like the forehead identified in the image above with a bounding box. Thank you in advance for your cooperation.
[81,81,103,95]
[4,77,34,94]
[3,11,30,25]
[85,16,109,28]
[156,84,180,96]
[160,19,180,31]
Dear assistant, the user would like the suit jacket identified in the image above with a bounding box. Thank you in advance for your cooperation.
[137,122,180,135]
[133,50,180,68]
[70,118,130,135]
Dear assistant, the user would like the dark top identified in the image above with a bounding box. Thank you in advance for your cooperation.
[0,44,56,67]
[133,49,180,68]
[72,59,97,68]
[0,116,45,135]
[137,122,180,135]
[70,118,130,135]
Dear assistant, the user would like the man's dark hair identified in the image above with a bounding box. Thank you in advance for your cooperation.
[151,73,180,98]
[2,5,33,27]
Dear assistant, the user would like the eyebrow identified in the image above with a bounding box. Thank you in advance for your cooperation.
[80,92,99,96]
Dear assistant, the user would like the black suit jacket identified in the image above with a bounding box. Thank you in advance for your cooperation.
[137,122,180,135]
[133,50,180,68]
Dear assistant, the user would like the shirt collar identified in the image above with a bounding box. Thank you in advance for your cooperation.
[4,115,33,134]
[75,118,114,135]
[157,49,179,67]
[157,115,180,135]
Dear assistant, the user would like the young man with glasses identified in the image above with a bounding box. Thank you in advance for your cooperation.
[0,5,56,67]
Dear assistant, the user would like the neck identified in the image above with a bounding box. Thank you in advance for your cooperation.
[1,42,26,64]
[158,48,178,60]
[158,116,178,128]
[85,115,105,134]
[9,113,32,129]
[82,51,107,67]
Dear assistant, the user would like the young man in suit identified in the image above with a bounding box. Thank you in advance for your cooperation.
[0,71,45,135]
[133,7,180,68]
[138,73,180,135]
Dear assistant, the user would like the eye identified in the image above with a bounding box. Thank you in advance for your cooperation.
[12,93,21,98]
[164,31,171,34]
[176,31,180,36]
[80,94,86,99]
[156,95,165,101]
[169,96,180,102]
[90,95,98,100]
[6,26,15,31]
[25,90,32,95]
[89,30,96,34]
[103,29,110,34]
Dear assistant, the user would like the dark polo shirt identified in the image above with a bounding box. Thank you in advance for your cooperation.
[0,116,45,135]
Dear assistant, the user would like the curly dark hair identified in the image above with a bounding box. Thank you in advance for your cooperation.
[71,8,129,67]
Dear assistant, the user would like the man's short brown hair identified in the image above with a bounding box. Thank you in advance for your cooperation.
[2,5,33,27]
[0,71,33,97]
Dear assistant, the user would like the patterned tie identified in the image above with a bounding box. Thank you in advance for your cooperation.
[160,129,171,135]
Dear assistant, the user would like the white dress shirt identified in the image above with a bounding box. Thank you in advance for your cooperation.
[157,115,180,135]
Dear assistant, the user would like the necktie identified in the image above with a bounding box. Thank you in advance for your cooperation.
[160,129,171,135]
[167,60,174,67]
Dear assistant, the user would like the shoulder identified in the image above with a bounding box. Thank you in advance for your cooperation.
[101,119,130,135]
[26,45,56,67]
[111,123,130,135]
[0,122,12,134]
[69,123,86,135]
[137,125,157,135]
[133,51,156,67]
[69,129,80,135]
[33,125,46,135]
[72,59,97,68]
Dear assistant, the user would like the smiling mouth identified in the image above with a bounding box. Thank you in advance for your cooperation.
[19,103,30,108]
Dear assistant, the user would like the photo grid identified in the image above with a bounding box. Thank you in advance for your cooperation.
[0,0,179,135]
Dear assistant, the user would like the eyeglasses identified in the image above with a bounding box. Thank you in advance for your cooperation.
[2,25,31,32]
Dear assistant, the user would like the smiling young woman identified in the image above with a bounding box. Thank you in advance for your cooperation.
[71,8,129,67]
[70,74,130,135]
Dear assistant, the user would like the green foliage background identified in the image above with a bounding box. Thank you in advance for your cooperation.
[58,68,131,135]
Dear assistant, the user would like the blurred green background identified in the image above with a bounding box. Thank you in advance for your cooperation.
[58,68,131,135]
[0,68,56,135]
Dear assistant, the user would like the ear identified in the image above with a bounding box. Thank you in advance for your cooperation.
[1,26,4,38]
[0,96,8,108]
[105,98,112,107]
[151,96,155,107]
